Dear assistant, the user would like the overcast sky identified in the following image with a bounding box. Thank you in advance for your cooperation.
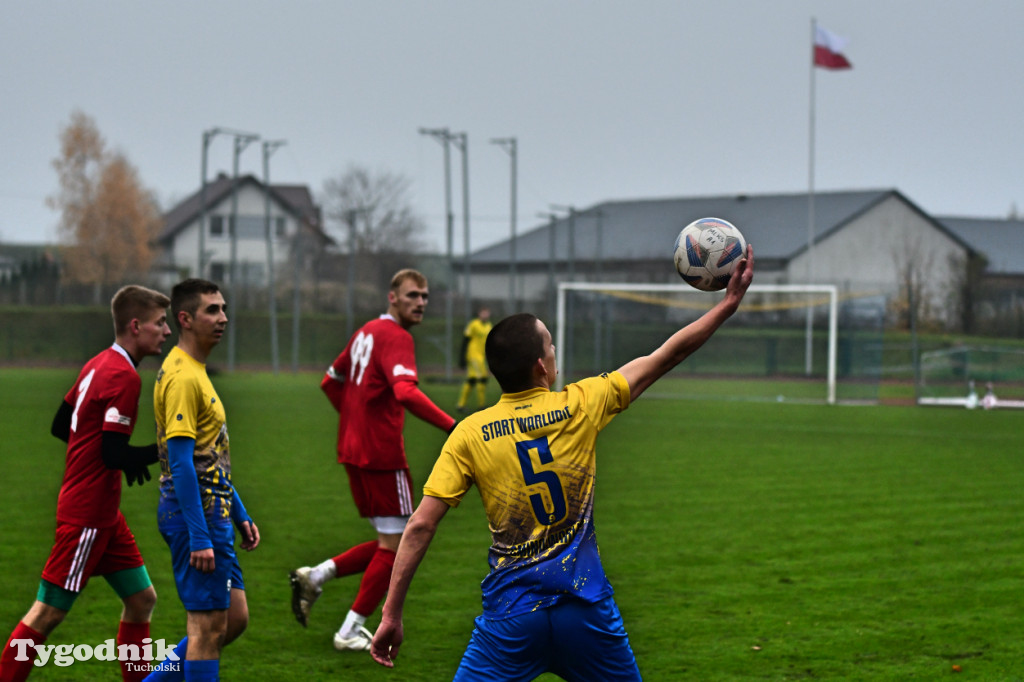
[3,0,1023,252]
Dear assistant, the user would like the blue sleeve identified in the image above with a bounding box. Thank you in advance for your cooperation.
[230,488,252,527]
[166,436,212,552]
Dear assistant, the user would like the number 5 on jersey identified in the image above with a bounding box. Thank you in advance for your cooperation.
[516,436,567,526]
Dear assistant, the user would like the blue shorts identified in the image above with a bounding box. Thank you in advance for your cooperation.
[161,521,244,611]
[454,596,641,682]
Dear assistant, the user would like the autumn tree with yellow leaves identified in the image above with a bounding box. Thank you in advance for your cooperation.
[48,111,162,302]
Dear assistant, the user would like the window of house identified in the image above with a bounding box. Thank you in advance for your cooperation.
[209,215,224,238]
[275,217,286,238]
[209,262,226,282]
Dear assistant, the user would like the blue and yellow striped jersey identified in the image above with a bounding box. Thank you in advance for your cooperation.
[424,371,631,618]
[154,345,234,525]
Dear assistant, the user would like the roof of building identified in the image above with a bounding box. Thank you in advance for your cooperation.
[937,216,1024,275]
[159,173,329,245]
[471,188,972,265]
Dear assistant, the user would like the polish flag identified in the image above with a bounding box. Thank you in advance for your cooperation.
[814,24,852,69]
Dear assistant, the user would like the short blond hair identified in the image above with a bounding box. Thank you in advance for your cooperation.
[111,285,170,335]
[390,268,427,292]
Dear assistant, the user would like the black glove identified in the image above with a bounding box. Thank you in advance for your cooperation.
[124,463,152,487]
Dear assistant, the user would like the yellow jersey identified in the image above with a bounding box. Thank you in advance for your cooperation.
[424,371,631,618]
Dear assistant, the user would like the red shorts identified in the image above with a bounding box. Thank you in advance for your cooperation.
[41,512,144,593]
[344,464,414,518]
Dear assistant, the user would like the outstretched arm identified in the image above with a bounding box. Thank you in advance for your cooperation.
[618,245,754,402]
[393,381,457,433]
[371,495,450,668]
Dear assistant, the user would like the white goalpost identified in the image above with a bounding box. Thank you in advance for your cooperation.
[555,282,840,405]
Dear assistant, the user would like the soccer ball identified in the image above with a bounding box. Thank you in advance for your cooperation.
[673,217,747,291]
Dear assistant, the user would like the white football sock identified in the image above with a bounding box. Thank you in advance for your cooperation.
[337,610,367,639]
[309,558,337,586]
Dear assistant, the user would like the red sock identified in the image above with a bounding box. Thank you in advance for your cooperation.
[332,541,378,577]
[351,548,396,616]
[116,621,150,682]
[1,622,45,682]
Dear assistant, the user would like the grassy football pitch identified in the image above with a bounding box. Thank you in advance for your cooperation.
[1,367,1021,680]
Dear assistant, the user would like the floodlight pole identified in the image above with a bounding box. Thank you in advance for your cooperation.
[538,212,559,319]
[262,139,286,374]
[550,204,576,281]
[450,132,471,320]
[343,208,367,341]
[419,127,456,381]
[491,137,517,314]
[199,127,228,279]
[227,130,260,372]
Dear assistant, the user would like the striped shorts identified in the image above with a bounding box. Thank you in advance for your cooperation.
[41,511,145,594]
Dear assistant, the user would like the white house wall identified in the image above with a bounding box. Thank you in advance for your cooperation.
[787,195,966,303]
[166,184,295,283]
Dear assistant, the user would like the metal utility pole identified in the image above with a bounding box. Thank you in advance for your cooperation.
[419,126,455,381]
[538,212,559,320]
[344,209,363,341]
[450,132,471,320]
[198,127,228,279]
[262,139,286,374]
[227,130,259,372]
[551,205,577,281]
[491,137,518,314]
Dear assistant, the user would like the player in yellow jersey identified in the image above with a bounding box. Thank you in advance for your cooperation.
[372,247,754,680]
[146,279,260,682]
[456,307,492,413]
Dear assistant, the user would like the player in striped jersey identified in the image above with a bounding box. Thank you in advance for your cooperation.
[0,286,170,682]
[290,269,456,652]
[371,246,754,679]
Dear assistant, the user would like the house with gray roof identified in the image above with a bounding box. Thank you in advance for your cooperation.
[937,215,1024,328]
[156,173,332,287]
[468,189,978,325]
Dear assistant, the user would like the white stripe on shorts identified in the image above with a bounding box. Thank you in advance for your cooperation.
[396,470,413,516]
[65,527,98,592]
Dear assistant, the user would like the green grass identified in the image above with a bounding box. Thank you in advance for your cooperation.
[1,368,1021,680]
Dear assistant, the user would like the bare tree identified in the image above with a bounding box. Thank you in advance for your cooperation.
[48,111,162,302]
[889,233,943,331]
[321,165,428,255]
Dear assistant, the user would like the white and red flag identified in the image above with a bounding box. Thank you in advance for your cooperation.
[813,24,852,69]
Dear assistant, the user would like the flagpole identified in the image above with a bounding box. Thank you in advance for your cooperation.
[805,16,816,376]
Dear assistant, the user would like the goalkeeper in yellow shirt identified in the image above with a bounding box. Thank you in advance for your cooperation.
[456,307,492,413]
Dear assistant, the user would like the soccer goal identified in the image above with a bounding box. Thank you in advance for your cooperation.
[554,282,883,405]
[916,346,1024,409]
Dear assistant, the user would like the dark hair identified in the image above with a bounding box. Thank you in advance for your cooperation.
[111,285,170,335]
[485,313,544,393]
[171,278,221,331]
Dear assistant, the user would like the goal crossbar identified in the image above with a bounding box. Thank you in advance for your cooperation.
[555,283,839,404]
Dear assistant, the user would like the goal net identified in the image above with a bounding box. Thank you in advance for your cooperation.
[555,283,887,405]
[916,346,1024,409]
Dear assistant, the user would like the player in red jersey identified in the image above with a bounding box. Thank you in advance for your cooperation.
[0,285,171,682]
[290,269,457,651]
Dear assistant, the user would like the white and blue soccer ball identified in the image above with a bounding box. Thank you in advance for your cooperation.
[673,217,747,292]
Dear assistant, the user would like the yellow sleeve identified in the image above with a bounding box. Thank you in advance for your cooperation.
[160,370,201,440]
[422,429,475,507]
